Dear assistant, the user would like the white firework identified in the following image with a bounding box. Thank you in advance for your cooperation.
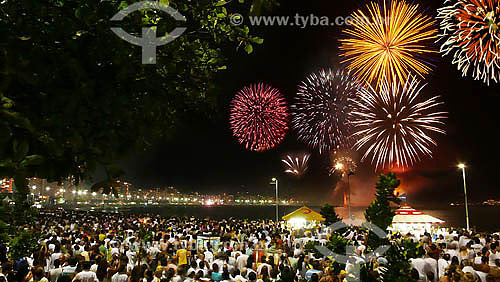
[282,153,310,176]
[350,76,447,170]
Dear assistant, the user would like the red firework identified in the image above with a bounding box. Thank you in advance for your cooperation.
[230,84,289,152]
[438,0,500,84]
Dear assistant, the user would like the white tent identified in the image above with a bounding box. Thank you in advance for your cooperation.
[392,205,444,233]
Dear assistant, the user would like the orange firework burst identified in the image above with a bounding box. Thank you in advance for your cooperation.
[437,0,500,85]
[339,0,438,88]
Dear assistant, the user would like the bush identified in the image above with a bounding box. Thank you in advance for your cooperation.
[8,230,41,261]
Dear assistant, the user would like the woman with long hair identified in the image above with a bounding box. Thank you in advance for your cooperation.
[96,259,109,282]
[128,265,143,282]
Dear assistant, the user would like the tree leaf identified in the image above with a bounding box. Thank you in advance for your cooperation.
[13,140,29,162]
[244,43,253,54]
[215,0,228,6]
[19,155,45,167]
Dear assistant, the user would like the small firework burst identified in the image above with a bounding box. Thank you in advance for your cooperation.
[350,76,447,170]
[282,153,310,177]
[291,69,361,154]
[437,0,500,85]
[229,83,289,152]
[339,0,438,88]
[330,156,357,176]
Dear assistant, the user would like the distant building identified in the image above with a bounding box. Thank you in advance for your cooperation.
[0,178,13,194]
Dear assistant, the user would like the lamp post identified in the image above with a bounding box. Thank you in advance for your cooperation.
[347,171,354,221]
[458,164,470,231]
[271,178,278,226]
[334,162,355,221]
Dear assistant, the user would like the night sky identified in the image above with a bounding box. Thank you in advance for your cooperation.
[121,0,500,207]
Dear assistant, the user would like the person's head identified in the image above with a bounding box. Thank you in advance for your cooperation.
[190,260,197,269]
[261,266,268,278]
[481,256,488,264]
[482,247,489,255]
[443,253,451,261]
[311,273,319,282]
[445,265,456,278]
[1,262,12,274]
[53,259,60,268]
[131,265,142,280]
[212,263,219,272]
[496,259,500,268]
[118,263,127,273]
[82,261,92,270]
[177,265,185,277]
[57,276,72,282]
[410,268,420,280]
[166,268,175,279]
[32,267,45,280]
[248,272,257,281]
[426,271,434,281]
[451,256,459,265]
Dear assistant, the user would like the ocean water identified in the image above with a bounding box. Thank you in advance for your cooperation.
[121,205,500,232]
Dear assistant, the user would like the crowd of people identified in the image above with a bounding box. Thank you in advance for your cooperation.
[0,209,499,282]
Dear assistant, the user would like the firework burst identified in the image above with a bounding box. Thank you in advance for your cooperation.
[330,156,357,176]
[437,0,500,85]
[291,69,361,154]
[350,76,447,170]
[282,153,310,177]
[230,83,289,152]
[339,0,438,88]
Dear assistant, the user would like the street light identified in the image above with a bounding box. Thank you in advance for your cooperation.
[458,163,470,231]
[271,178,278,225]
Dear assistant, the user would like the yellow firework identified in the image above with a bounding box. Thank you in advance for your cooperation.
[339,0,438,88]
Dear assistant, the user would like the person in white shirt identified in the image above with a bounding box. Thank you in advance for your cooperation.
[50,247,63,270]
[111,264,128,282]
[489,243,499,266]
[204,249,214,264]
[72,262,99,282]
[438,254,450,278]
[410,258,427,281]
[236,254,249,272]
[445,244,459,263]
[231,268,248,282]
[49,259,63,282]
